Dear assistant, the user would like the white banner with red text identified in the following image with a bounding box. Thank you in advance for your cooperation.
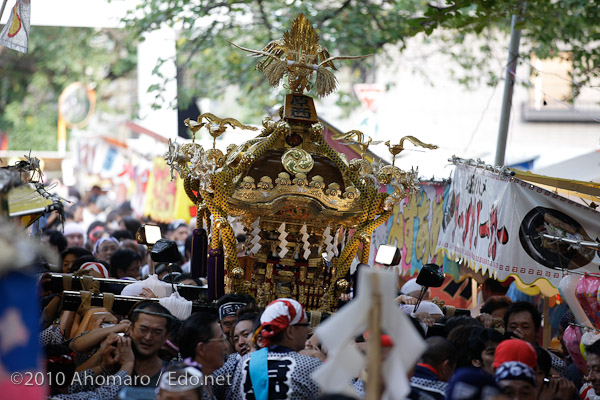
[437,164,600,296]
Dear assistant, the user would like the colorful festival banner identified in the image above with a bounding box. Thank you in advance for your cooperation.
[143,157,195,223]
[368,181,472,307]
[370,182,447,274]
[437,164,600,296]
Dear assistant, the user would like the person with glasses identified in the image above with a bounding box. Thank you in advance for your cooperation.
[211,310,260,400]
[54,301,173,399]
[226,298,322,400]
[179,312,230,399]
[127,301,174,387]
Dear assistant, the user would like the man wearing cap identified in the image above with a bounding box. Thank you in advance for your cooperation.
[492,339,537,372]
[492,339,574,399]
[227,298,321,400]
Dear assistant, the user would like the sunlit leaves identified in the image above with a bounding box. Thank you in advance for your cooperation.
[123,0,600,119]
[0,26,137,150]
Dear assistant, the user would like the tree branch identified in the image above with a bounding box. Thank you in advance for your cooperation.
[256,0,273,41]
[181,20,220,67]
[316,0,353,29]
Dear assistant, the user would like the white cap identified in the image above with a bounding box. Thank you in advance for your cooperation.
[401,301,444,316]
[400,278,424,295]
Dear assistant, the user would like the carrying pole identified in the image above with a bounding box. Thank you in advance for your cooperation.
[366,273,382,400]
[543,296,551,348]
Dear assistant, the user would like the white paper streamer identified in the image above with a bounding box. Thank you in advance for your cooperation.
[278,222,289,258]
[312,268,426,400]
[332,226,340,257]
[340,228,347,252]
[300,224,311,260]
[323,226,334,260]
[250,218,261,254]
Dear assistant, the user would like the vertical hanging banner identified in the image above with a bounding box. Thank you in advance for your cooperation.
[437,164,600,296]
[0,0,31,53]
[370,182,447,274]
[368,181,472,308]
[143,157,195,223]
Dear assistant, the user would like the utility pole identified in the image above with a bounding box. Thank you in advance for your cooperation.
[0,1,8,21]
[495,1,526,167]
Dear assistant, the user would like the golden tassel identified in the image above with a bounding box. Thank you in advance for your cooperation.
[316,67,337,97]
[263,60,287,87]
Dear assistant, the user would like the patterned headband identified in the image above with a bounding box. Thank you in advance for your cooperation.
[218,302,246,320]
[494,361,537,387]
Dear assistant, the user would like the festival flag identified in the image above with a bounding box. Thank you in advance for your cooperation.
[0,0,31,53]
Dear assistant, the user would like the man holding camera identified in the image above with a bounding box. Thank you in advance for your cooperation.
[52,301,173,399]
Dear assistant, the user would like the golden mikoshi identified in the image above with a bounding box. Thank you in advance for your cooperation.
[165,13,437,310]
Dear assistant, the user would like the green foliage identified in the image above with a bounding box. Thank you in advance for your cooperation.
[3,0,596,151]
[124,0,426,119]
[0,26,136,150]
[406,0,600,90]
[124,0,600,117]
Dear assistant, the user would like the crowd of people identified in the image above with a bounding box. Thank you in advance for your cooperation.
[34,191,599,400]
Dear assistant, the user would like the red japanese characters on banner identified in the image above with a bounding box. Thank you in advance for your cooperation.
[438,164,600,295]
